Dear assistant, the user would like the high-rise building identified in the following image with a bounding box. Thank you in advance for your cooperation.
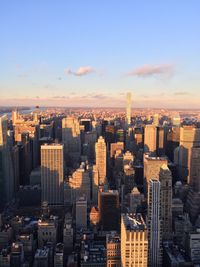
[38,216,58,248]
[166,126,180,161]
[172,114,181,126]
[105,124,115,146]
[190,147,200,192]
[110,142,124,158]
[106,232,121,267]
[80,119,92,132]
[156,126,165,156]
[91,165,99,205]
[89,206,100,226]
[0,249,10,267]
[33,248,49,267]
[13,119,39,169]
[11,109,19,125]
[143,154,167,195]
[95,136,106,185]
[76,196,87,229]
[0,115,14,205]
[186,147,200,222]
[129,187,144,213]
[144,125,157,154]
[98,190,119,231]
[186,230,200,264]
[126,92,132,126]
[63,214,73,254]
[84,131,97,161]
[148,179,162,267]
[68,163,91,203]
[10,243,24,267]
[159,164,172,240]
[41,144,64,205]
[62,116,81,165]
[121,213,148,267]
[123,164,135,195]
[54,243,64,267]
[153,113,159,126]
[178,126,200,182]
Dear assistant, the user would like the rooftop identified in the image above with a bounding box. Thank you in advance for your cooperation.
[122,213,147,231]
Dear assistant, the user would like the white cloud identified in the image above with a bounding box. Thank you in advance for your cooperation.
[64,66,95,76]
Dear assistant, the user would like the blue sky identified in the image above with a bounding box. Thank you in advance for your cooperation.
[0,0,200,107]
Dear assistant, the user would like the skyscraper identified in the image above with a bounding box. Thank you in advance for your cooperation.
[178,126,200,182]
[148,179,162,267]
[143,154,167,195]
[172,114,181,126]
[95,136,106,185]
[121,213,148,267]
[0,115,14,205]
[126,92,132,126]
[98,190,119,231]
[186,147,200,222]
[106,232,121,267]
[41,143,64,205]
[144,125,157,154]
[153,113,159,126]
[68,163,91,203]
[159,164,172,240]
[76,196,87,229]
[62,116,81,165]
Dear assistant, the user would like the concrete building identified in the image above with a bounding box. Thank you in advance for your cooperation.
[62,116,81,165]
[98,190,119,231]
[38,216,58,248]
[0,224,13,250]
[89,206,100,226]
[63,214,73,254]
[159,164,172,240]
[0,249,10,267]
[95,136,107,185]
[144,125,157,154]
[110,142,124,158]
[0,115,14,205]
[54,243,64,267]
[91,165,99,205]
[143,154,167,195]
[68,163,91,203]
[106,232,121,267]
[41,144,64,205]
[186,229,200,264]
[172,114,181,126]
[129,187,144,213]
[10,242,24,267]
[76,196,87,230]
[178,126,200,182]
[80,241,106,267]
[121,213,148,267]
[148,179,162,267]
[153,113,159,126]
[33,248,49,267]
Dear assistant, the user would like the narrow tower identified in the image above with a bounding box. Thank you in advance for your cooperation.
[126,92,132,126]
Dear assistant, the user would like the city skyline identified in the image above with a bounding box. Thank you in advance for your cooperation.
[1,2,200,266]
[1,1,200,108]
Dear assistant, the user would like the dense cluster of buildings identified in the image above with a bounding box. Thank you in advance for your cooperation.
[1,93,200,266]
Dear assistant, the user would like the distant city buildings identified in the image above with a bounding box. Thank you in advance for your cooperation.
[1,101,200,266]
